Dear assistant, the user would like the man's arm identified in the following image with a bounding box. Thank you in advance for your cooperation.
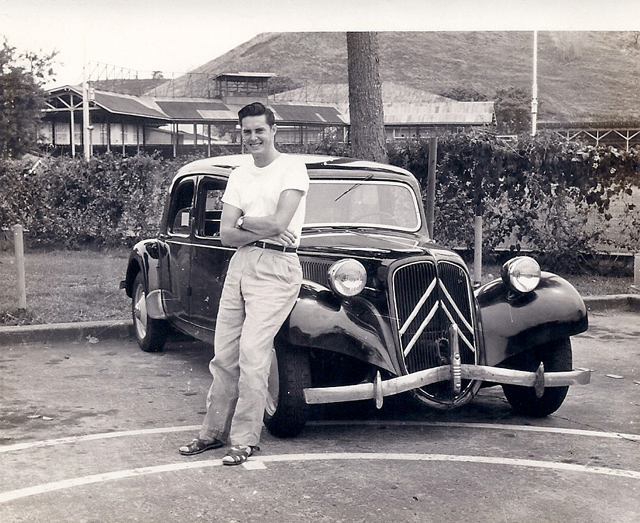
[219,203,260,247]
[242,189,303,237]
[219,189,303,248]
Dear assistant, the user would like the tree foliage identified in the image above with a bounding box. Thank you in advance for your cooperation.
[494,87,531,135]
[439,87,489,102]
[389,131,640,272]
[0,39,56,158]
[1,133,637,275]
[439,85,531,135]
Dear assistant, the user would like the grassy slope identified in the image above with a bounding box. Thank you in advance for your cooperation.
[0,251,130,325]
[153,31,640,123]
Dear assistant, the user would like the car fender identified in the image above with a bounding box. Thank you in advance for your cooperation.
[280,282,398,374]
[124,240,162,297]
[475,272,588,367]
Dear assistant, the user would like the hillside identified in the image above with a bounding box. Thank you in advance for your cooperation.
[148,31,640,124]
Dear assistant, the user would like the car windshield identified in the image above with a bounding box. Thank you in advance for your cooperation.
[304,180,421,231]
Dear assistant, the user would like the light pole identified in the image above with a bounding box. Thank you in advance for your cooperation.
[82,62,91,159]
[531,30,538,137]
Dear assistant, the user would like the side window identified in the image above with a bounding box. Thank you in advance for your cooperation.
[168,179,195,235]
[196,178,226,237]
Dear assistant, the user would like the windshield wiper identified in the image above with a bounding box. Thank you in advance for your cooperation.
[334,174,374,202]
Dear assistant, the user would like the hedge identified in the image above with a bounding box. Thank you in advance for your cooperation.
[1,132,638,273]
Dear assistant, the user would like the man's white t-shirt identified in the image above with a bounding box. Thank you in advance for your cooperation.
[222,154,309,247]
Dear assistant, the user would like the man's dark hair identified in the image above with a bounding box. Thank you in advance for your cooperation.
[238,102,275,127]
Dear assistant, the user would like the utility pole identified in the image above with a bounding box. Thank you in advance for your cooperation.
[531,30,538,137]
[82,61,91,159]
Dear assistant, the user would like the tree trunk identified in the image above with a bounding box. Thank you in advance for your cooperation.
[347,32,387,163]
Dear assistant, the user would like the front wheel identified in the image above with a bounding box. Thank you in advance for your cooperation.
[264,342,311,438]
[502,338,572,417]
[132,272,168,352]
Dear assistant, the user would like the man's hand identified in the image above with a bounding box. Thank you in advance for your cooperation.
[269,229,297,246]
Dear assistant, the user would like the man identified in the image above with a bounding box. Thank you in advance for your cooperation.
[179,102,308,466]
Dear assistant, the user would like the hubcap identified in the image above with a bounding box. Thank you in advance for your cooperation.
[133,286,147,339]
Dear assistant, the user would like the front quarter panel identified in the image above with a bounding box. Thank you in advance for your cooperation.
[475,272,588,366]
[280,283,397,374]
[124,239,164,298]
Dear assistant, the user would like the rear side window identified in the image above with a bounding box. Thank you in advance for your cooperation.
[196,178,226,237]
[168,179,195,236]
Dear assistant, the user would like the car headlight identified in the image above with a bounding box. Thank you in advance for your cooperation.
[501,256,541,293]
[328,259,367,297]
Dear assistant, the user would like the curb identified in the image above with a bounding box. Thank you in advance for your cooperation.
[582,294,640,313]
[0,319,133,346]
[0,295,638,346]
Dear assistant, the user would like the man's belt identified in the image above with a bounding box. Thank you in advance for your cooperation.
[247,241,298,253]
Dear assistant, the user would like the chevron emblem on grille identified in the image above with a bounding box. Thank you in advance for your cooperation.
[398,275,476,358]
[439,280,476,353]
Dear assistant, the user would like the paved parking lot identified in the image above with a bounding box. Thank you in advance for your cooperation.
[1,311,639,522]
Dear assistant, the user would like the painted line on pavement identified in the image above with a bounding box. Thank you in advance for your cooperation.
[1,421,639,454]
[2,452,640,503]
[310,420,640,442]
[0,426,200,453]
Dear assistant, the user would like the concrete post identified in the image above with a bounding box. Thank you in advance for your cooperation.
[634,253,640,290]
[13,225,27,309]
[425,137,437,238]
[473,216,483,287]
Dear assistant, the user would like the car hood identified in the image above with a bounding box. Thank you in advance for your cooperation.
[299,229,464,264]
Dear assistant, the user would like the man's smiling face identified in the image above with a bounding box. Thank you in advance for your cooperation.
[241,114,276,158]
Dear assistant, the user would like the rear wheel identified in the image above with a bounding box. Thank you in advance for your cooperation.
[502,338,572,417]
[132,272,168,352]
[264,342,311,438]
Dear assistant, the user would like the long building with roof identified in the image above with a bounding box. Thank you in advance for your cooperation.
[40,73,495,157]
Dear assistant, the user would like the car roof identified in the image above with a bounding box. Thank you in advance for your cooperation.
[175,153,415,181]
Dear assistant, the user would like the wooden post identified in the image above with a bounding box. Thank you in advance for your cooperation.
[473,216,483,287]
[426,137,437,238]
[13,225,27,309]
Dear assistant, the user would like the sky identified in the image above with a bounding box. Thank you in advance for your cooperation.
[1,0,639,89]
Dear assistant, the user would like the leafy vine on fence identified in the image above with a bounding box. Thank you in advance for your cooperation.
[1,132,638,273]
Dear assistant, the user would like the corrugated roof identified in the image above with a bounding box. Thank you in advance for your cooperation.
[46,85,493,127]
[271,103,346,125]
[154,100,229,120]
[92,91,169,120]
[382,102,495,125]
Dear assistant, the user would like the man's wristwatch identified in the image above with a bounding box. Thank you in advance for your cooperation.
[235,215,245,230]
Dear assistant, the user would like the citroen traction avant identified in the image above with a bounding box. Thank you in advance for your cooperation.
[122,154,590,438]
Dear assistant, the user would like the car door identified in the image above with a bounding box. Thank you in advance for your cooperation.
[189,175,236,339]
[161,177,196,323]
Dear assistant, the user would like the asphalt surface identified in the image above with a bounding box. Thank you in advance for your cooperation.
[0,294,639,523]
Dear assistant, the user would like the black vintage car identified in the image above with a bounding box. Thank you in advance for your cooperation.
[122,154,590,438]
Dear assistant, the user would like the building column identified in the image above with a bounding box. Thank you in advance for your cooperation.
[69,93,76,157]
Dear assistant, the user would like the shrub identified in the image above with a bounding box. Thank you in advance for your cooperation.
[0,152,197,249]
[1,136,638,275]
[388,131,639,273]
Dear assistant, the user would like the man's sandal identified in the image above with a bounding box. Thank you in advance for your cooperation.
[222,445,260,466]
[179,438,223,456]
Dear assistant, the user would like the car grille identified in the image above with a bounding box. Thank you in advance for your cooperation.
[390,260,477,403]
[301,260,333,288]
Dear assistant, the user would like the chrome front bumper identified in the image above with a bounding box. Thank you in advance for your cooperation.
[303,363,591,409]
[305,323,590,409]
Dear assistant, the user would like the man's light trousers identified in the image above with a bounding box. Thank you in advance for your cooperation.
[199,245,302,447]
